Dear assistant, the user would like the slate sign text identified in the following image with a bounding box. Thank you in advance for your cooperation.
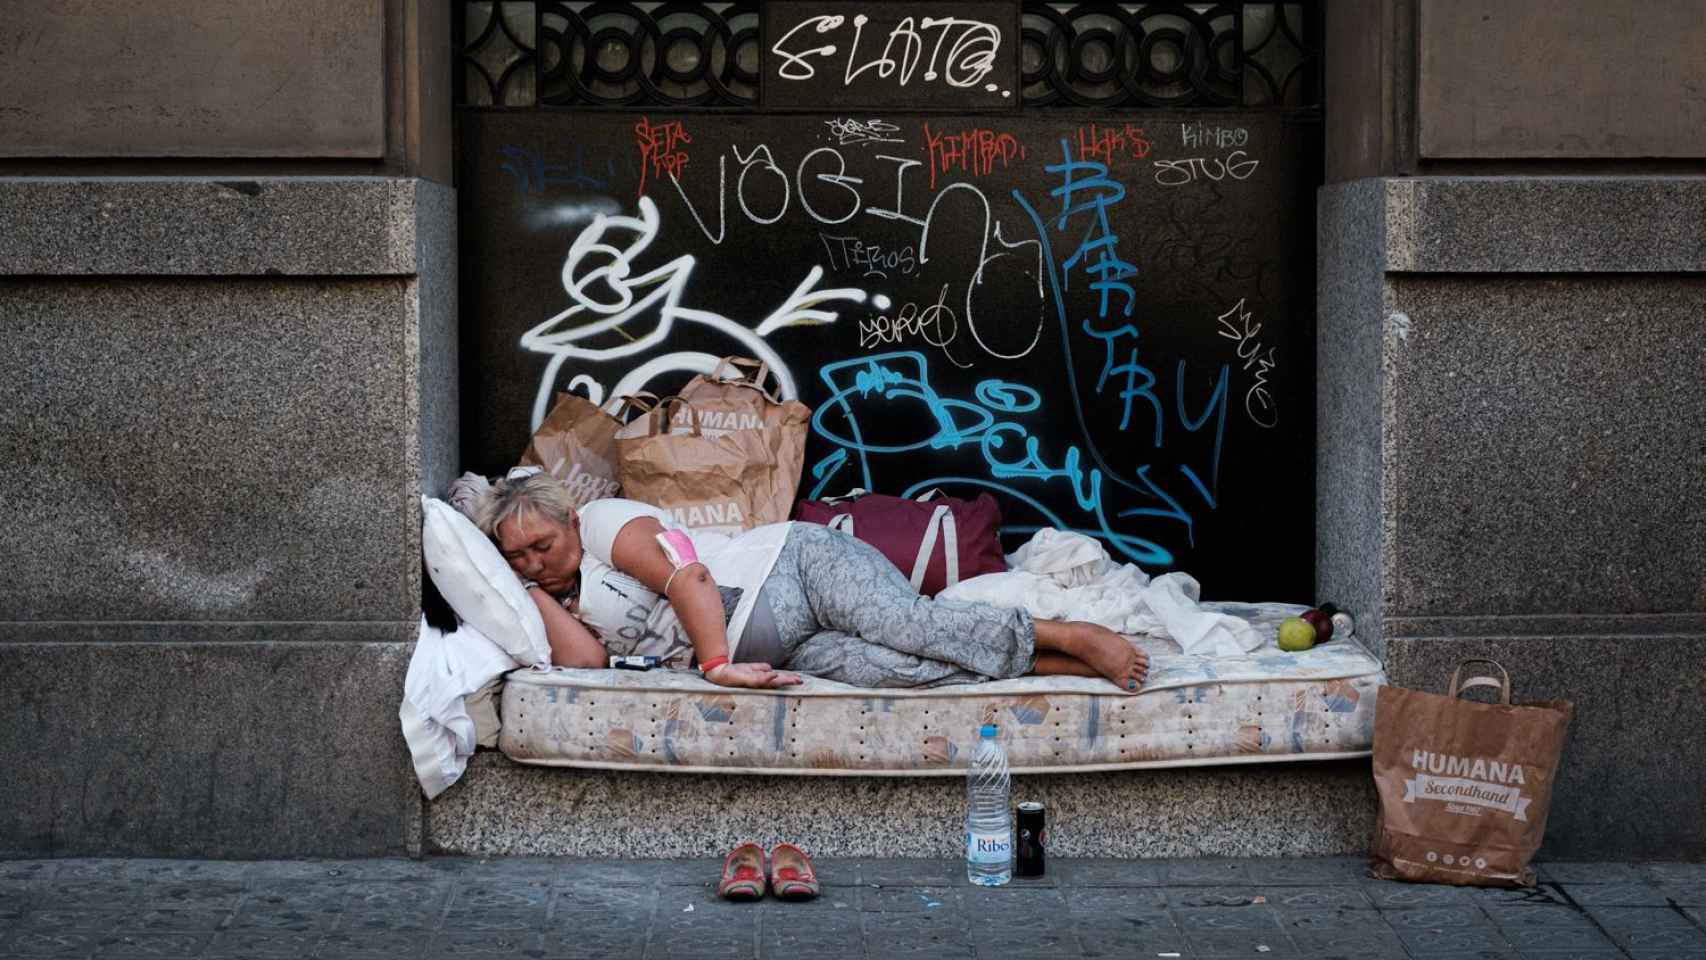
[763,2,1020,110]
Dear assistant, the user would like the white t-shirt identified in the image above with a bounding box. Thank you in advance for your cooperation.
[574,498,790,667]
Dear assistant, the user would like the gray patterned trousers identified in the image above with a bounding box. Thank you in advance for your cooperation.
[748,522,1037,687]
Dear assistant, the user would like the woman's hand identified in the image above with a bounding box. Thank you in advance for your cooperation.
[704,662,803,688]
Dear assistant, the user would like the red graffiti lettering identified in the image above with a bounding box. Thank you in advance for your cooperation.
[633,116,692,200]
[1074,123,1152,169]
[922,124,1026,190]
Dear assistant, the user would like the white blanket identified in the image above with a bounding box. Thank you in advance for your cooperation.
[936,529,1263,657]
[400,616,525,799]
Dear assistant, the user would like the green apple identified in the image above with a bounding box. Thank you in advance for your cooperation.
[1277,616,1318,652]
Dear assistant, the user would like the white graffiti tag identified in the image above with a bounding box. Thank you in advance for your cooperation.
[519,196,873,429]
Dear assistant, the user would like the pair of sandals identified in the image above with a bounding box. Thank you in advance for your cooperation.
[717,841,820,901]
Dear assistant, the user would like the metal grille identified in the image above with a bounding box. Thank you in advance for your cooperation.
[455,2,1318,109]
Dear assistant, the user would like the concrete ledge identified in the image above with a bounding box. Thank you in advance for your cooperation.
[1385,634,1706,861]
[1383,177,1706,273]
[426,753,1377,859]
[0,178,435,276]
[0,641,416,858]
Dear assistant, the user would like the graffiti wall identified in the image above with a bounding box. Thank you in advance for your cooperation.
[459,109,1316,599]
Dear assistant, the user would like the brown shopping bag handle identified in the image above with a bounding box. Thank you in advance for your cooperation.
[649,397,702,437]
[1448,658,1512,705]
[610,392,663,423]
[708,356,782,404]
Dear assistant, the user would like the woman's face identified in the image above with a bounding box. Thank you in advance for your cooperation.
[495,509,583,592]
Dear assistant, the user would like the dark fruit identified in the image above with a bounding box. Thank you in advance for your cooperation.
[1300,608,1334,642]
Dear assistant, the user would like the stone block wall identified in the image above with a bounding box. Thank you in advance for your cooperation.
[0,178,455,857]
[1318,178,1706,860]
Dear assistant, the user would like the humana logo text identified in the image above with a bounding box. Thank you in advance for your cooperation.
[1411,750,1526,785]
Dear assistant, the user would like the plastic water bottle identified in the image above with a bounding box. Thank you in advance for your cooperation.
[965,723,1012,886]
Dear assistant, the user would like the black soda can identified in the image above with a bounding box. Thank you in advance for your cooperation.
[1015,801,1046,877]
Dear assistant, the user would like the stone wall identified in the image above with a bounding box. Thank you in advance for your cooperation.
[1318,179,1706,860]
[0,179,454,857]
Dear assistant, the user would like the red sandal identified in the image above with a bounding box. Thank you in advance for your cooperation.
[717,841,766,901]
[768,842,820,900]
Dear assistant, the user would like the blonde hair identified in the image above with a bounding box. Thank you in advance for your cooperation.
[475,472,578,539]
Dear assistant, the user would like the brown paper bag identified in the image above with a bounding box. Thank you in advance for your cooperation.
[674,357,811,505]
[1371,659,1573,887]
[516,392,621,508]
[615,397,801,534]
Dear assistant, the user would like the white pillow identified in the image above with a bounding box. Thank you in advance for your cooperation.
[420,496,550,667]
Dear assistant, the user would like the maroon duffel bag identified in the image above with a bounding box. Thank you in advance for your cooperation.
[792,489,1006,596]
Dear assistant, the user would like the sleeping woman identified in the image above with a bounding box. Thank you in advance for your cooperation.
[476,473,1148,692]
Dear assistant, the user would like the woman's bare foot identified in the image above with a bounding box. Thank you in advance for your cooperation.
[1035,620,1149,692]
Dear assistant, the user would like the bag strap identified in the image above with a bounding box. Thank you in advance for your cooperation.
[707,356,782,404]
[1448,658,1512,705]
[915,488,944,502]
[649,397,702,437]
[610,391,663,423]
[908,505,952,591]
[828,513,854,535]
[819,488,869,504]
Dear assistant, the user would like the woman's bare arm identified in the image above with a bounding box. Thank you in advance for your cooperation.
[608,517,799,688]
[528,587,606,668]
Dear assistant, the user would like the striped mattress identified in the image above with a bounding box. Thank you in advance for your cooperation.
[497,602,1385,775]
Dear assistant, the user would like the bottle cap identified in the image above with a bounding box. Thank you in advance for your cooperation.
[979,724,998,738]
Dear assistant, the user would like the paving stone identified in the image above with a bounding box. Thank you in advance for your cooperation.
[1482,905,1598,929]
[335,905,443,932]
[1290,926,1410,957]
[2,928,106,957]
[52,862,132,883]
[859,859,964,887]
[550,883,657,917]
[1612,925,1706,956]
[93,929,215,957]
[1539,863,1648,884]
[1645,863,1706,883]
[107,907,230,932]
[1382,905,1497,929]
[860,885,958,913]
[1586,905,1696,930]
[15,907,122,932]
[0,862,57,884]
[1275,906,1376,931]
[441,907,546,932]
[1265,886,1374,909]
[1173,905,1283,932]
[226,901,341,932]
[1510,951,1625,960]
[435,929,551,958]
[123,861,252,885]
[1560,881,1671,906]
[1660,881,1706,906]
[141,880,246,911]
[1165,861,1253,886]
[313,930,431,959]
[1362,880,1475,908]
[804,859,861,888]
[1169,887,1267,908]
[860,934,973,959]
[1238,857,1371,886]
[1184,929,1299,956]
[1465,883,1570,907]
[447,880,554,912]
[1055,859,1170,887]
[205,927,325,957]
[541,860,663,888]
[38,879,150,910]
[1060,887,1171,917]
[1496,923,1621,952]
[1395,923,1515,954]
[655,861,725,887]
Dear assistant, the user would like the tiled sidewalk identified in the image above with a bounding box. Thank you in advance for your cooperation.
[1,856,1703,959]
